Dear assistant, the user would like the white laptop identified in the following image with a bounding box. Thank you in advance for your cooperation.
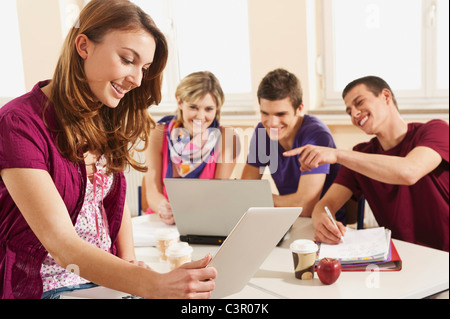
[209,207,302,299]
[164,179,274,245]
[62,207,301,299]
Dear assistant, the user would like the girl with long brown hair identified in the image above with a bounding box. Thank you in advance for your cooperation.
[0,0,216,299]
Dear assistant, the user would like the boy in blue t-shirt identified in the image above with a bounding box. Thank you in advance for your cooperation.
[242,68,344,221]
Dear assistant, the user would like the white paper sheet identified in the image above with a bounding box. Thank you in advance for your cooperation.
[318,227,390,263]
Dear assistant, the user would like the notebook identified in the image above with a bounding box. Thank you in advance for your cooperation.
[209,207,302,299]
[164,178,274,245]
[317,227,402,271]
[339,239,402,271]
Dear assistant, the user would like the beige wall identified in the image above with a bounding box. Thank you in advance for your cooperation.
[16,0,63,91]
[247,0,316,113]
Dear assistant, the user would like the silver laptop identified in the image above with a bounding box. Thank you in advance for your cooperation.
[62,207,301,300]
[164,179,274,245]
[209,207,302,299]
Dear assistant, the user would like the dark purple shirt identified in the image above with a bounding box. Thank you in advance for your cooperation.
[334,120,449,251]
[0,81,126,298]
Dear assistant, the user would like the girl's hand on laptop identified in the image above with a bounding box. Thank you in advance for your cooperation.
[158,199,175,225]
[156,254,217,299]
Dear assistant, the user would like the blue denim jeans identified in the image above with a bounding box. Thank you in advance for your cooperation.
[41,283,98,299]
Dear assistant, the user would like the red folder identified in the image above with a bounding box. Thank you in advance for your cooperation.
[340,239,402,271]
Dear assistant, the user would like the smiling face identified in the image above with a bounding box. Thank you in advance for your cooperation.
[178,93,218,136]
[344,84,392,135]
[259,97,300,142]
[79,29,156,108]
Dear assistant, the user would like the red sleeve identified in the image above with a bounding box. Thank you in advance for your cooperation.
[414,119,449,163]
[0,111,48,173]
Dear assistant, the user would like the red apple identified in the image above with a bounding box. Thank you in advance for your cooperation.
[316,258,342,285]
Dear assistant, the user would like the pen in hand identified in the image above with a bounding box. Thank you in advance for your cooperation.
[324,206,345,243]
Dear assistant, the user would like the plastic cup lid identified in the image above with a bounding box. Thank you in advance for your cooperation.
[165,242,193,258]
[290,239,318,254]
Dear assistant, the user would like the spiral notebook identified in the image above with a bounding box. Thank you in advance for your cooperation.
[317,227,402,271]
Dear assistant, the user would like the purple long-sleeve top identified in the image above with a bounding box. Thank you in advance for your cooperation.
[0,81,126,299]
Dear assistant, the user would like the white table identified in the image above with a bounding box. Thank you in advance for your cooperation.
[249,217,450,299]
[64,215,449,299]
[248,240,448,299]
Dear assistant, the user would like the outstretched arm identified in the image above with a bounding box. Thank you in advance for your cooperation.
[284,145,442,185]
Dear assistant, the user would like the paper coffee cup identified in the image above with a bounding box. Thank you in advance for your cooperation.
[290,239,318,280]
[166,242,193,270]
[155,229,180,262]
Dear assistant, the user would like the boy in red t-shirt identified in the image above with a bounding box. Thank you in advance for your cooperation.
[285,76,449,251]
